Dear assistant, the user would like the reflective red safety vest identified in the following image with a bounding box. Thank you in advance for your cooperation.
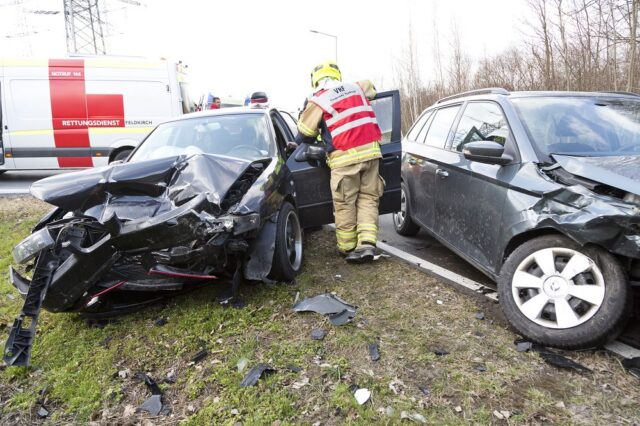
[309,82,382,151]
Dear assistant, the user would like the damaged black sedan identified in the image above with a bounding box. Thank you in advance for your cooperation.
[5,109,306,365]
[5,93,403,366]
[396,89,640,349]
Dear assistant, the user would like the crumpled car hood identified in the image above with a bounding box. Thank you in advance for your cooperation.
[30,154,255,213]
[552,154,640,196]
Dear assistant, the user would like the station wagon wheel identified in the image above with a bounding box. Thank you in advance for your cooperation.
[393,182,420,236]
[498,235,631,349]
[512,247,605,329]
[270,201,303,281]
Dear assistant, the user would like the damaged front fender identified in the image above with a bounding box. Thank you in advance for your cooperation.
[502,165,640,265]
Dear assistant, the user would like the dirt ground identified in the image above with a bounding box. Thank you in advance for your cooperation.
[0,197,639,425]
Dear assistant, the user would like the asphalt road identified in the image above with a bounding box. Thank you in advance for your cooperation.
[378,213,495,287]
[0,170,69,195]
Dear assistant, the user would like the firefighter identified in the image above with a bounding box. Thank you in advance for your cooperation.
[296,61,384,263]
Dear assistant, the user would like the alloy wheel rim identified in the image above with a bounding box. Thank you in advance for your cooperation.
[511,247,605,329]
[284,210,302,270]
[393,188,407,228]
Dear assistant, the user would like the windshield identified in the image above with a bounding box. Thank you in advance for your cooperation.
[129,114,274,162]
[512,96,640,159]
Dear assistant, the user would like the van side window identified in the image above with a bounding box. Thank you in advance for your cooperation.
[451,102,510,152]
[423,105,461,148]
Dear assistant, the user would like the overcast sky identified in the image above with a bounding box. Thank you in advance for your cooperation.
[1,0,530,110]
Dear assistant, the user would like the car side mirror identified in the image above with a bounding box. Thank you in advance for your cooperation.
[295,144,326,162]
[463,141,512,165]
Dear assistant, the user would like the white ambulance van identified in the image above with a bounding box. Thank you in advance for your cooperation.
[0,56,191,173]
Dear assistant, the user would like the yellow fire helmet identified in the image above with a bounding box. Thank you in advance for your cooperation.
[311,60,342,88]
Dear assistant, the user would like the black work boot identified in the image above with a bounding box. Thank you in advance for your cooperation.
[345,245,375,264]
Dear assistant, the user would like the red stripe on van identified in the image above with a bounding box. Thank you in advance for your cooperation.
[58,157,93,168]
[48,59,92,167]
[87,94,125,125]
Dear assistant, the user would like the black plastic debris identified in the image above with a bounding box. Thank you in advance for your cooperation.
[474,364,487,372]
[621,357,640,378]
[310,329,327,341]
[369,342,381,362]
[514,339,533,353]
[286,364,302,373]
[191,349,209,364]
[512,339,591,373]
[475,312,485,320]
[154,317,167,327]
[328,309,356,326]
[293,294,357,326]
[417,385,430,396]
[473,331,485,338]
[240,363,275,387]
[37,406,49,418]
[136,373,164,416]
[538,350,592,373]
[433,348,449,356]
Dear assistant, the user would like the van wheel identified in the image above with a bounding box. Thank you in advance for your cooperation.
[393,182,420,236]
[498,235,631,349]
[270,202,303,281]
[111,148,133,163]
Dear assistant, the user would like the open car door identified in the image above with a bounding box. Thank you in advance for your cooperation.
[287,89,401,228]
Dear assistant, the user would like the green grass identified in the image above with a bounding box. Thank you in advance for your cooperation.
[0,197,639,424]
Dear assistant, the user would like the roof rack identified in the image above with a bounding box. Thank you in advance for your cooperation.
[437,88,510,104]
[601,91,640,97]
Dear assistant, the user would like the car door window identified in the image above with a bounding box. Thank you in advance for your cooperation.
[423,105,461,148]
[451,102,510,152]
[271,113,292,154]
[279,110,298,137]
[406,110,432,142]
[371,96,395,144]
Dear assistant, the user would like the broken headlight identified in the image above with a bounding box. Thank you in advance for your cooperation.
[214,213,260,235]
[13,228,55,264]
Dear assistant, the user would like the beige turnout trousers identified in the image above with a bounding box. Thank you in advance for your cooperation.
[330,158,385,252]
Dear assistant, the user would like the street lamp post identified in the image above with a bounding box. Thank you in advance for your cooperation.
[309,29,338,63]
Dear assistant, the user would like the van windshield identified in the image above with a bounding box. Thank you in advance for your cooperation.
[512,96,640,159]
[129,114,274,162]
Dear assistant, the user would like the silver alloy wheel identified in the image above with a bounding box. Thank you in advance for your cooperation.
[284,210,302,270]
[512,247,605,329]
[393,187,408,228]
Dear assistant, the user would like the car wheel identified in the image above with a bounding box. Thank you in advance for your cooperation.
[498,235,631,349]
[393,182,420,236]
[111,148,132,163]
[270,201,303,281]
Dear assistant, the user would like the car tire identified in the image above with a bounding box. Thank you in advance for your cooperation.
[393,182,420,236]
[270,201,303,282]
[498,235,631,349]
[111,148,133,163]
